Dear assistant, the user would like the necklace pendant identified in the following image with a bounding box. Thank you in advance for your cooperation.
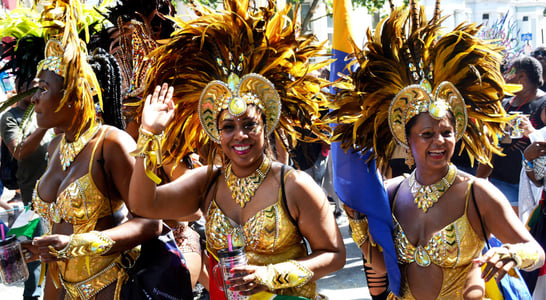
[415,245,431,267]
[226,156,272,208]
[59,122,101,171]
[410,163,457,213]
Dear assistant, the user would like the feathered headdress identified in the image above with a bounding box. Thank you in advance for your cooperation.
[326,0,510,168]
[37,0,103,139]
[143,0,332,167]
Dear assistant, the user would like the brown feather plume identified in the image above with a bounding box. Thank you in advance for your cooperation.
[326,5,509,168]
[144,0,331,167]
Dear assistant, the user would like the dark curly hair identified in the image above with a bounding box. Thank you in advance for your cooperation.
[511,55,544,87]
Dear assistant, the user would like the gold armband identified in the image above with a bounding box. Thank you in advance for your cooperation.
[502,244,541,270]
[255,260,313,290]
[342,204,370,248]
[130,127,164,184]
[348,217,370,248]
[49,231,115,260]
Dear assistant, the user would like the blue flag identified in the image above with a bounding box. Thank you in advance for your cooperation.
[329,0,400,295]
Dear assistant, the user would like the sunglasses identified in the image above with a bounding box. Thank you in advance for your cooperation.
[532,50,546,57]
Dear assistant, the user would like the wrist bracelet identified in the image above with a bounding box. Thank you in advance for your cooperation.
[502,244,541,270]
[255,260,313,290]
[130,127,164,184]
[49,231,115,260]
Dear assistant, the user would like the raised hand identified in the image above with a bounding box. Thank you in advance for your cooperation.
[141,83,175,134]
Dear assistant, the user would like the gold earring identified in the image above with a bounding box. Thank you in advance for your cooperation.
[405,148,414,168]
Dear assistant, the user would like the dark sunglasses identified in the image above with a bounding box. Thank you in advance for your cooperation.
[532,50,546,57]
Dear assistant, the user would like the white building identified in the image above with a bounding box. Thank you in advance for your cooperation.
[423,0,546,51]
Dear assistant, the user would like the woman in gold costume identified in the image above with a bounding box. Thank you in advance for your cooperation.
[24,1,161,299]
[105,1,209,290]
[328,1,545,299]
[127,0,345,299]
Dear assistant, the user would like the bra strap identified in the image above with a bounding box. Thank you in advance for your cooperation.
[280,165,306,246]
[470,180,491,249]
[89,127,107,174]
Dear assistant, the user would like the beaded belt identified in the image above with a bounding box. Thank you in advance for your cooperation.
[60,261,123,300]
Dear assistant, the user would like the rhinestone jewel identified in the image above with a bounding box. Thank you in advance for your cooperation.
[415,245,431,267]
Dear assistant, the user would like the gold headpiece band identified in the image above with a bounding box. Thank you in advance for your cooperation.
[199,73,281,143]
[389,81,467,148]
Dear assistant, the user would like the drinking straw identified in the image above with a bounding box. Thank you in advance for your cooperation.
[227,233,233,251]
[1,224,4,241]
[226,233,237,299]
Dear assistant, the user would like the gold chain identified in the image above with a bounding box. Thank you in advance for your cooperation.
[225,156,272,207]
[59,122,101,171]
[409,163,457,213]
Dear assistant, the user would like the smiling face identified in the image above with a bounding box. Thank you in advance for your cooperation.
[406,112,456,173]
[218,105,266,176]
[31,70,72,130]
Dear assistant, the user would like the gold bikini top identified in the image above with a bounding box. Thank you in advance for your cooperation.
[206,193,304,258]
[392,181,486,299]
[393,181,484,268]
[205,167,316,299]
[33,129,124,233]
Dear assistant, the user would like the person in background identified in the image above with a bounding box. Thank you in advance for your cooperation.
[477,55,546,215]
[514,103,546,298]
[531,45,546,91]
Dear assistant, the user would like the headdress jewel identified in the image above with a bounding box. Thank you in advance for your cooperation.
[37,40,67,78]
[199,73,281,143]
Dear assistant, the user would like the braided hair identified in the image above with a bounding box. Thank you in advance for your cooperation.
[88,48,125,130]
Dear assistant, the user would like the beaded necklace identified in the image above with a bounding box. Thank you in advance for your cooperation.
[59,122,101,170]
[409,163,457,213]
[225,156,272,208]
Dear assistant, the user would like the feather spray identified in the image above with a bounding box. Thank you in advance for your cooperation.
[326,1,510,168]
[143,0,332,168]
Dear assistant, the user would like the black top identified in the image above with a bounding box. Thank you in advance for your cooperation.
[490,94,546,183]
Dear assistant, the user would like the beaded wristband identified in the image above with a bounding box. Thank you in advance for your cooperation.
[502,243,541,271]
[255,260,314,290]
[342,204,371,248]
[348,217,370,248]
[129,127,164,184]
[49,231,114,259]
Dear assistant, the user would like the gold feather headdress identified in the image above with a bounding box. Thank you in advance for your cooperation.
[37,0,102,138]
[327,0,509,168]
[143,0,332,167]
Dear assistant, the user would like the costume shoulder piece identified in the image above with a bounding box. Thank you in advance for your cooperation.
[326,0,510,168]
[144,0,332,167]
